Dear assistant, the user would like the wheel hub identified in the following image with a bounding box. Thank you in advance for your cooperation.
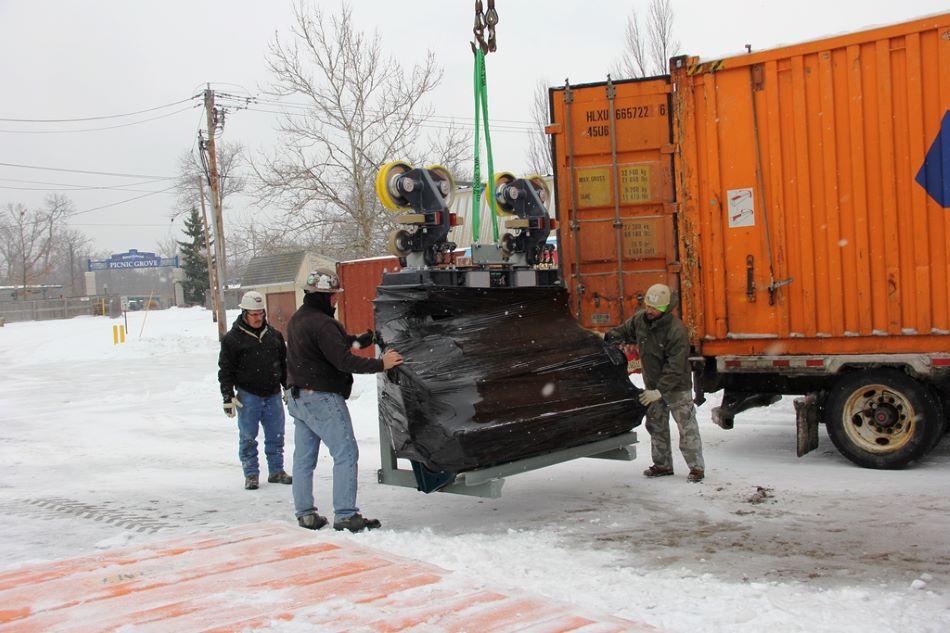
[844,385,914,452]
[868,402,900,431]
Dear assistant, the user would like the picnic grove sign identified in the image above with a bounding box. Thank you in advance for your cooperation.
[87,250,180,271]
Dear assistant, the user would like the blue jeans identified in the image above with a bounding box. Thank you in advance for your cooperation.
[235,388,286,477]
[288,391,359,521]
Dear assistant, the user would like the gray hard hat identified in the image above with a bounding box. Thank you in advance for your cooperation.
[303,268,342,293]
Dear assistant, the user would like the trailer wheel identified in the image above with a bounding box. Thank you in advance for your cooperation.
[824,369,940,469]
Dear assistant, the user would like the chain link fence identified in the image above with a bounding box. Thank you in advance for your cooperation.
[0,296,121,324]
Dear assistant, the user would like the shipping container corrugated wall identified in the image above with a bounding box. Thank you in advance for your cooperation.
[548,77,677,331]
[674,13,950,355]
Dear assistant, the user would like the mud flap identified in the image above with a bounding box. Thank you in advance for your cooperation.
[795,394,820,457]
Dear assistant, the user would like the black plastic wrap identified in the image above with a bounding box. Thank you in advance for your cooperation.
[375,281,645,473]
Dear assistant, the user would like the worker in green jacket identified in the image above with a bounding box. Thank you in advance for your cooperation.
[606,283,705,482]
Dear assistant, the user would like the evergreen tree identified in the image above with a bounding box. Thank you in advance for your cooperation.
[177,207,209,305]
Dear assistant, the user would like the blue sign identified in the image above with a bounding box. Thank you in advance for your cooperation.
[916,110,950,208]
[87,249,179,272]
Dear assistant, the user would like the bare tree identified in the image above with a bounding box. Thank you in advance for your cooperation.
[526,80,553,176]
[424,122,470,184]
[0,196,73,290]
[254,1,450,260]
[616,0,680,78]
[155,231,180,261]
[48,228,93,296]
[173,141,246,221]
[225,220,310,281]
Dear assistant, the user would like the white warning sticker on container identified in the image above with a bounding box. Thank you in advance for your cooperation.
[727,187,755,228]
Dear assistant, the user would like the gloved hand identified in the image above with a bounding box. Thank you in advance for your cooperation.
[223,395,243,418]
[281,388,289,405]
[354,329,376,349]
[638,389,662,406]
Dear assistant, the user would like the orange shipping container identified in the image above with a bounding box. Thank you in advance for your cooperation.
[674,13,950,357]
[550,13,950,356]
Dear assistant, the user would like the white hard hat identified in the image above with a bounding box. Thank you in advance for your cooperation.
[303,268,342,293]
[239,290,266,311]
[644,283,671,312]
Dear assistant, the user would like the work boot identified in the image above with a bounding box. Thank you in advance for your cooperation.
[267,470,293,484]
[244,474,259,490]
[297,512,328,530]
[643,465,674,478]
[687,468,705,483]
[333,513,381,533]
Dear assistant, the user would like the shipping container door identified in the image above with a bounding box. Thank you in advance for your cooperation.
[549,77,676,332]
[675,61,783,343]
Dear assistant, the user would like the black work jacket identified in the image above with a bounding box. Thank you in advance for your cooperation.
[606,305,692,394]
[218,316,287,400]
[286,303,383,399]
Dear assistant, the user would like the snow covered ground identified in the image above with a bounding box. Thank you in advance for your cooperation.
[1,307,948,632]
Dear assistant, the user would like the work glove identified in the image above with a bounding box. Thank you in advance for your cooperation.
[638,389,662,406]
[353,329,376,349]
[223,395,243,418]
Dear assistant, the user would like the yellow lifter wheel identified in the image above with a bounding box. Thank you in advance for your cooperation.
[493,171,516,216]
[525,175,551,205]
[375,160,413,211]
[424,164,457,207]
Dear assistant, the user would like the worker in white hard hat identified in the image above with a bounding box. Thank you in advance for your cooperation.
[605,283,705,482]
[217,290,292,491]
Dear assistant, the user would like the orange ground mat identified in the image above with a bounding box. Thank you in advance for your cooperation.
[0,523,658,632]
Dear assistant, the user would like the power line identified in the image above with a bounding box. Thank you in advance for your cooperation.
[246,94,537,126]
[0,176,170,188]
[214,91,538,129]
[242,106,537,136]
[0,162,175,180]
[0,184,177,193]
[0,96,201,123]
[68,222,176,228]
[68,185,180,217]
[0,106,198,135]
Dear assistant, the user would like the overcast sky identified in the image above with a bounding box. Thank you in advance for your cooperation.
[1,0,947,255]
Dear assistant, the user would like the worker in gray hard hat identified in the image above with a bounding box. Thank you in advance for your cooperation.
[217,290,292,490]
[285,268,404,532]
[605,283,705,482]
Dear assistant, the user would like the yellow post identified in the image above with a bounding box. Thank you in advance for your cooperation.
[112,324,119,345]
[119,326,126,344]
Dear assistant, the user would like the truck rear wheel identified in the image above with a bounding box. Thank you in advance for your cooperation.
[824,369,940,469]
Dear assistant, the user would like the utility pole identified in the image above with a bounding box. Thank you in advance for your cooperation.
[197,175,220,329]
[203,87,228,339]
